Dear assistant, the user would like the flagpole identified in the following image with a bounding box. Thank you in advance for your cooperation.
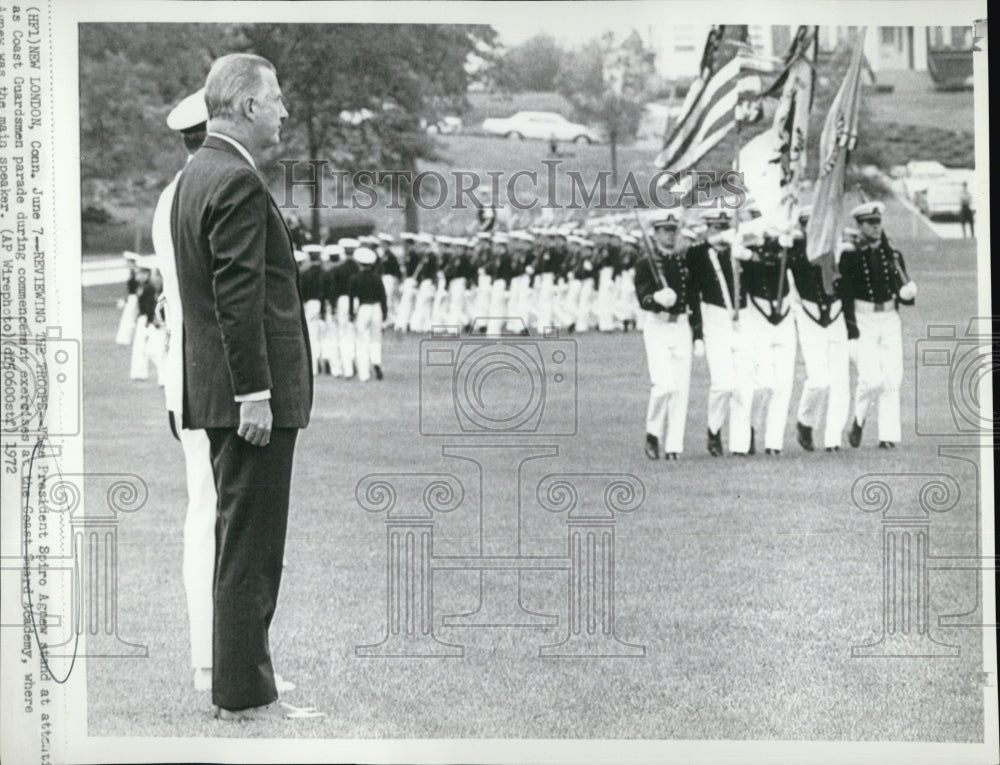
[732,119,743,326]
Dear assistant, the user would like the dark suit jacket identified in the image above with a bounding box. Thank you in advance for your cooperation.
[171,135,312,429]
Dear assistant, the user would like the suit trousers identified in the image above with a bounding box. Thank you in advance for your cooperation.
[794,305,850,448]
[643,312,692,454]
[179,425,217,670]
[206,427,298,711]
[853,309,903,442]
[702,303,754,453]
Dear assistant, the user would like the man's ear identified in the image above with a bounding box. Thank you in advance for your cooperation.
[241,95,256,121]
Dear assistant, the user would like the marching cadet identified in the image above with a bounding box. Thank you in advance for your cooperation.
[744,222,798,455]
[448,237,478,332]
[409,233,438,333]
[486,232,513,335]
[431,236,453,329]
[616,233,640,332]
[376,233,401,329]
[534,229,560,332]
[789,206,850,452]
[128,254,163,381]
[688,209,755,456]
[635,214,703,461]
[320,244,344,376]
[300,244,326,376]
[394,232,419,332]
[329,239,360,378]
[596,228,621,332]
[349,247,388,381]
[115,259,141,346]
[508,231,535,333]
[471,233,494,333]
[839,201,917,448]
[574,237,599,333]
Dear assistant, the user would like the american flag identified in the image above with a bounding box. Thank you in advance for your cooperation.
[655,25,767,178]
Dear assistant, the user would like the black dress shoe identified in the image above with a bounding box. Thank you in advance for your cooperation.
[878,440,897,449]
[748,428,757,455]
[373,364,383,380]
[825,446,840,452]
[644,433,660,460]
[765,448,781,455]
[796,422,815,451]
[664,452,678,461]
[707,428,724,457]
[849,418,864,448]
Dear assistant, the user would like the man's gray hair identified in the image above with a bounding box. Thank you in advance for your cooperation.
[204,53,276,120]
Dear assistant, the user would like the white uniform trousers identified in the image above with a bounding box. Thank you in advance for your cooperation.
[794,302,850,448]
[115,293,139,346]
[486,279,509,335]
[447,277,467,330]
[410,279,436,333]
[354,303,383,382]
[178,425,216,670]
[304,298,323,373]
[472,271,492,331]
[535,272,556,333]
[381,274,398,328]
[747,304,797,451]
[643,312,693,454]
[431,276,450,329]
[702,303,755,453]
[507,274,529,332]
[321,313,342,376]
[597,266,616,331]
[336,295,356,377]
[616,269,639,327]
[561,277,581,330]
[395,276,418,331]
[129,316,164,381]
[853,307,904,443]
[575,278,596,332]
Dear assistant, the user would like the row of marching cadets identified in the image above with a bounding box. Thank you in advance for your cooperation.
[115,250,168,384]
[636,197,917,460]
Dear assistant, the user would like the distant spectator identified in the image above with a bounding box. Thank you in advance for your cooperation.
[959,182,974,238]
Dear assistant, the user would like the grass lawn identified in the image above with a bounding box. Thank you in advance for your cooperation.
[80,216,988,740]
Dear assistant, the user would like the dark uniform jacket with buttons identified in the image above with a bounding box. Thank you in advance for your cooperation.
[687,241,748,311]
[743,238,792,325]
[787,235,845,328]
[634,245,704,341]
[838,233,913,340]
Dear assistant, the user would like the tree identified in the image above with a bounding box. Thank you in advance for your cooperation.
[557,31,656,187]
[495,33,564,92]
[240,24,497,235]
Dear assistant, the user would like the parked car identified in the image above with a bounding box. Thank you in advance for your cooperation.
[481,111,600,144]
[424,115,463,134]
[915,169,975,219]
[901,160,948,202]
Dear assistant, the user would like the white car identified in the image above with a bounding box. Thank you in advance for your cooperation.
[901,160,948,202]
[482,111,600,144]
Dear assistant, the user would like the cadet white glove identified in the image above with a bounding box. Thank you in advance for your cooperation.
[653,287,677,309]
[708,229,735,249]
[732,242,754,261]
[778,232,795,249]
[693,339,706,358]
[898,281,917,301]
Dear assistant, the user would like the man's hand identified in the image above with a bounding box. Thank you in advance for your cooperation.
[238,400,273,447]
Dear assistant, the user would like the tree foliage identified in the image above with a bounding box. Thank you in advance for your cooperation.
[493,33,564,92]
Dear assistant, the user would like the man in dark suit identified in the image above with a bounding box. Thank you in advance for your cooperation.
[171,53,316,720]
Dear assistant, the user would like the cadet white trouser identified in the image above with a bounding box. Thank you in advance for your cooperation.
[576,279,596,332]
[355,303,383,382]
[322,313,342,375]
[130,316,164,381]
[395,276,417,331]
[794,302,850,448]
[431,277,449,329]
[616,269,639,326]
[116,293,139,346]
[702,303,755,453]
[535,272,555,333]
[597,266,616,331]
[507,275,529,332]
[336,295,356,377]
[853,307,904,443]
[447,277,467,329]
[304,299,323,373]
[381,274,398,327]
[178,424,216,670]
[643,312,693,454]
[472,271,492,331]
[410,279,436,333]
[747,304,797,451]
[487,279,509,335]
